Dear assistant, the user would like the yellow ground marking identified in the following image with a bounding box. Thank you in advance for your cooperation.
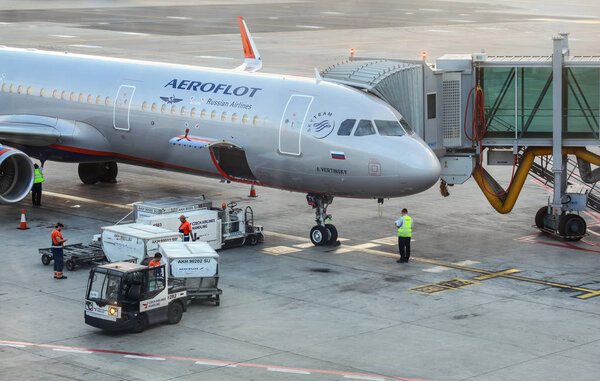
[371,236,398,245]
[294,243,315,249]
[44,191,132,210]
[329,242,381,254]
[259,246,302,256]
[408,279,479,295]
[264,231,310,242]
[355,247,600,299]
[473,269,522,280]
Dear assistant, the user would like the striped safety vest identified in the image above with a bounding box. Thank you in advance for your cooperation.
[34,168,45,183]
[397,216,412,237]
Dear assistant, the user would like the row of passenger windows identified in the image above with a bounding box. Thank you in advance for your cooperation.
[337,119,412,137]
[0,82,264,125]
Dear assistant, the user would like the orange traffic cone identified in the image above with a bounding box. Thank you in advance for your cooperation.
[249,184,257,197]
[17,208,29,230]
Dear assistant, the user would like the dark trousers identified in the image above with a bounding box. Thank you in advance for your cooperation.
[398,236,411,261]
[32,183,42,206]
[51,247,64,273]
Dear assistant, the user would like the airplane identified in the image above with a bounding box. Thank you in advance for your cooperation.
[0,17,441,246]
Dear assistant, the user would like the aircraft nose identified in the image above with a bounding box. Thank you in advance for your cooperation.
[400,137,441,192]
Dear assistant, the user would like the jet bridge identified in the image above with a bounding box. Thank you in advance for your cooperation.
[321,33,600,240]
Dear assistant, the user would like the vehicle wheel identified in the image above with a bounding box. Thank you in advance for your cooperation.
[559,214,586,240]
[41,254,51,265]
[325,224,338,245]
[131,313,147,333]
[65,259,75,271]
[78,163,101,185]
[99,161,118,183]
[215,295,220,307]
[257,233,264,243]
[310,225,329,246]
[167,301,183,324]
[535,206,548,229]
[246,234,258,246]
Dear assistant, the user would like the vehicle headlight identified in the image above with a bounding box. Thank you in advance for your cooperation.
[108,306,118,316]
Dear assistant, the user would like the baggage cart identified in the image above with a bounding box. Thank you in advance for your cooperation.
[39,242,106,271]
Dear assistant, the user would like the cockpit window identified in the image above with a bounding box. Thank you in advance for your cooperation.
[354,120,376,136]
[375,120,406,136]
[399,118,413,134]
[337,119,356,136]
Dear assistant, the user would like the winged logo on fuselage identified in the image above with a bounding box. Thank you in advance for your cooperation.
[160,95,184,104]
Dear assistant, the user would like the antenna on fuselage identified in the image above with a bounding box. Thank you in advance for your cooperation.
[314,68,322,84]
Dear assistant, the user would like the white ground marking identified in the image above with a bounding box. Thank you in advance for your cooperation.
[0,343,25,348]
[475,26,502,30]
[296,25,324,29]
[195,55,234,60]
[267,368,311,374]
[117,31,149,36]
[528,18,600,24]
[48,34,77,38]
[167,16,190,20]
[195,361,228,366]
[427,29,452,33]
[448,19,474,23]
[423,260,480,273]
[268,16,279,20]
[343,376,385,381]
[69,44,103,49]
[52,348,92,354]
[320,11,344,15]
[419,8,441,12]
[124,355,165,360]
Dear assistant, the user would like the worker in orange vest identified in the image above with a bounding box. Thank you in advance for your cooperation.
[148,253,162,267]
[51,222,67,279]
[179,215,192,242]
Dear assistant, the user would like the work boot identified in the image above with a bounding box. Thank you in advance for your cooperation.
[55,275,68,279]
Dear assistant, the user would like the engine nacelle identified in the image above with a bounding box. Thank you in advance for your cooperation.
[0,145,34,204]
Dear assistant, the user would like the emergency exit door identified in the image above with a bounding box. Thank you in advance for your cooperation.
[113,85,136,131]
[279,94,313,156]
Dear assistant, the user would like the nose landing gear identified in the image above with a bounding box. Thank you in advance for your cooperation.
[307,194,339,246]
[535,206,586,241]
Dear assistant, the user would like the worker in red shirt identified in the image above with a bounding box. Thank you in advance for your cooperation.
[148,253,162,267]
[51,222,67,279]
[179,215,192,242]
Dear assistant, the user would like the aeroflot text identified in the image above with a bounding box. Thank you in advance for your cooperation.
[165,79,262,98]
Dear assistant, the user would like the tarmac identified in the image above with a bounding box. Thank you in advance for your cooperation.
[1,1,600,380]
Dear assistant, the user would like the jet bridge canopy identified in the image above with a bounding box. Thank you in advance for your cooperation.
[321,60,423,137]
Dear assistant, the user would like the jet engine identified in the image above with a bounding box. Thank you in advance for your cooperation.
[0,145,34,204]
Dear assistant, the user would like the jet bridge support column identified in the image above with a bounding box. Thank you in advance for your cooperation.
[550,36,565,224]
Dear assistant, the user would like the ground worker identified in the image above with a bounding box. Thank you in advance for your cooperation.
[148,253,162,267]
[179,214,192,242]
[395,208,412,263]
[31,163,44,206]
[51,222,67,279]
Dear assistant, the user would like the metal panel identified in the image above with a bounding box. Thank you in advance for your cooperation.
[442,72,462,147]
[113,85,135,131]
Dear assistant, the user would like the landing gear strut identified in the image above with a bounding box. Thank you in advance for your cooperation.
[78,161,118,185]
[307,194,338,246]
[535,206,586,241]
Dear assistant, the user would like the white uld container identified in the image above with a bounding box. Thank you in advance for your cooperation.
[101,223,183,264]
[133,197,212,220]
[137,209,222,250]
[159,241,219,278]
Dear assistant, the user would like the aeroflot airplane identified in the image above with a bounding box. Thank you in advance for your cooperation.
[0,17,440,245]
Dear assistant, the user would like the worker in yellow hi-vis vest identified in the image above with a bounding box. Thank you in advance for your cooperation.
[32,163,45,207]
[395,208,412,263]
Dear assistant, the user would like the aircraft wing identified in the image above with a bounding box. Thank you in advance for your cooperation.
[0,115,61,146]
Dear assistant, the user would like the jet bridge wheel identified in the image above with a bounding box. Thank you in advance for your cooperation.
[559,214,586,241]
[535,206,549,229]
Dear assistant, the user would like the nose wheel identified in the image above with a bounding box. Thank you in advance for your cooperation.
[307,194,339,246]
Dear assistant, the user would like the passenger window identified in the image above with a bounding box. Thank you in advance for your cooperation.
[354,120,376,136]
[375,120,405,136]
[337,119,356,136]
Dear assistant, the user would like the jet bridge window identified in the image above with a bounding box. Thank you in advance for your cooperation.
[375,120,406,136]
[354,120,376,136]
[337,119,356,136]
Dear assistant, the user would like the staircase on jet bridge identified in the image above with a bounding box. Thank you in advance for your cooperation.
[521,150,600,213]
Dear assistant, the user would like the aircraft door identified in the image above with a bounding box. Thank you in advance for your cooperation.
[279,94,313,156]
[113,85,136,131]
